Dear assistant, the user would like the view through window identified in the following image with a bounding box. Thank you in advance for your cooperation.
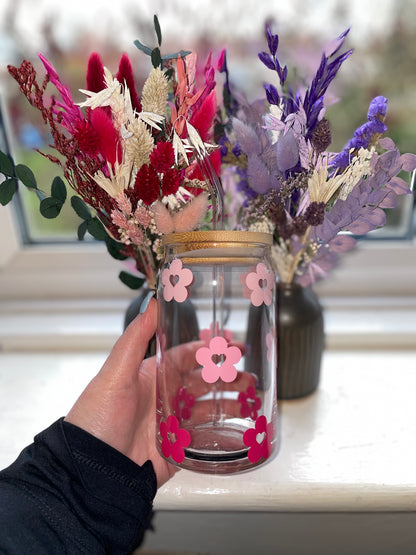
[0,0,415,243]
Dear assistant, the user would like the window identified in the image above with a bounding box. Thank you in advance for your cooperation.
[1,0,416,305]
[0,99,128,301]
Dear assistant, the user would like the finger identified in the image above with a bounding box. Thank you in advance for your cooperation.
[161,340,205,374]
[229,340,247,356]
[100,298,157,382]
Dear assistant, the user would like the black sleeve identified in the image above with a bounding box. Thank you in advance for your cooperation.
[0,418,157,554]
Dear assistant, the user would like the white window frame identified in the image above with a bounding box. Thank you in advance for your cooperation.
[2,198,416,302]
[0,202,132,301]
[2,199,416,353]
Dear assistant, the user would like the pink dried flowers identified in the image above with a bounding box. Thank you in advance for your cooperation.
[1,16,222,290]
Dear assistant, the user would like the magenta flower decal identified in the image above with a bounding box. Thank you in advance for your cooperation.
[173,386,195,420]
[161,258,193,302]
[196,336,241,384]
[244,263,274,306]
[243,415,273,463]
[199,322,233,346]
[238,386,262,420]
[160,415,191,464]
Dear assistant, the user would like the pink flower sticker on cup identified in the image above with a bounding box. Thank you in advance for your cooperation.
[244,263,274,307]
[160,414,191,464]
[239,266,256,299]
[196,336,241,384]
[238,386,262,420]
[243,415,273,463]
[161,258,193,302]
[173,386,195,420]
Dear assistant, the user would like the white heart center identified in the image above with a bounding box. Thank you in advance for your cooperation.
[256,432,265,444]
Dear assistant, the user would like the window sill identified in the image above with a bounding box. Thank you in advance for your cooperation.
[1,347,416,554]
[1,295,416,352]
[156,346,416,512]
[0,298,128,352]
[1,345,415,512]
[1,300,415,553]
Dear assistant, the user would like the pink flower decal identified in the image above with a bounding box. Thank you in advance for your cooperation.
[160,415,191,464]
[244,263,274,307]
[239,266,255,299]
[199,322,233,346]
[161,259,193,302]
[173,386,195,420]
[243,415,273,463]
[238,386,262,420]
[196,336,241,384]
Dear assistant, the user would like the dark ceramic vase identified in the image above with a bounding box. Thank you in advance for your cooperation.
[276,282,324,399]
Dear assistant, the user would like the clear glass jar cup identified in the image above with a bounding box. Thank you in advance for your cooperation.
[156,230,278,474]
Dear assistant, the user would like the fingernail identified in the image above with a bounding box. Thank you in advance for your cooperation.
[139,290,155,314]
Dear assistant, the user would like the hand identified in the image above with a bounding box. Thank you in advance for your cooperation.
[65,298,176,488]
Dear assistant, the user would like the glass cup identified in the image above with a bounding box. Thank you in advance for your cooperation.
[156,230,278,474]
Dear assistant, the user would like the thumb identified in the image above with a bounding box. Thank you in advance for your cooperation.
[100,297,157,381]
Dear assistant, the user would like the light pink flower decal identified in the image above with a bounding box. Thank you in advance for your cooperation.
[173,386,195,420]
[239,266,256,299]
[243,415,273,463]
[244,263,274,307]
[199,322,233,346]
[160,414,191,463]
[161,259,193,302]
[238,386,262,420]
[196,336,241,384]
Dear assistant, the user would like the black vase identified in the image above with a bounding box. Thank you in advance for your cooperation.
[276,282,324,399]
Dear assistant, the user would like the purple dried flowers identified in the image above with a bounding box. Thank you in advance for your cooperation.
[259,27,287,88]
[331,95,388,169]
[218,26,416,285]
[259,25,353,138]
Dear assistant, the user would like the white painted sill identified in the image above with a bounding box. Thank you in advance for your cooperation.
[1,347,416,517]
[1,294,416,352]
[1,297,416,555]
